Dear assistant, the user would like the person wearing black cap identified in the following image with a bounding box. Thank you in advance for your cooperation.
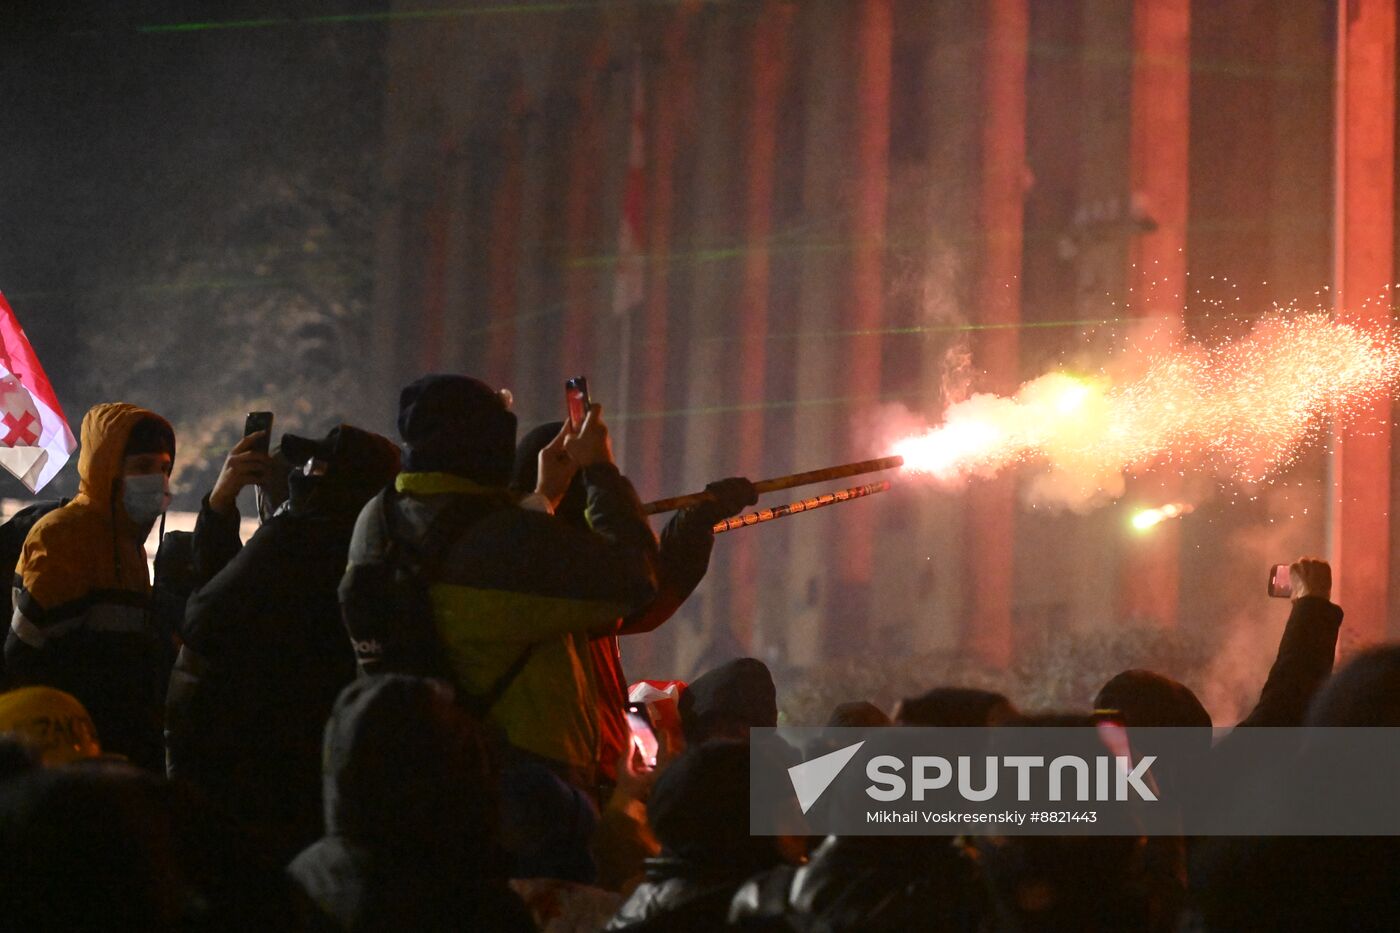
[5,403,176,771]
[606,740,801,932]
[340,375,659,791]
[165,422,400,862]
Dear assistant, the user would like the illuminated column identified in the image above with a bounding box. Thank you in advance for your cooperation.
[560,35,613,375]
[636,8,697,508]
[965,0,1029,668]
[676,10,741,674]
[485,88,528,386]
[1332,0,1396,644]
[785,0,853,665]
[727,0,793,647]
[627,8,697,675]
[1118,0,1190,628]
[834,0,893,636]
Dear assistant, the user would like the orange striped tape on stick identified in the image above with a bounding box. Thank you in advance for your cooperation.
[711,480,893,534]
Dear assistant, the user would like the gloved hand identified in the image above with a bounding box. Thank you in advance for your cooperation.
[690,477,758,525]
[651,478,758,609]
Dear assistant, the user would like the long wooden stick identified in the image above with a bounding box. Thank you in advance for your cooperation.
[642,455,904,515]
[712,480,893,534]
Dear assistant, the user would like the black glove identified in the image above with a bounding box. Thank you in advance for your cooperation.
[690,477,758,525]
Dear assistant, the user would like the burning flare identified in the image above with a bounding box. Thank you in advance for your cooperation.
[1131,502,1194,532]
[893,314,1400,510]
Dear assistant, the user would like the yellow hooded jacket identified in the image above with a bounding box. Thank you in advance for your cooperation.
[5,403,174,766]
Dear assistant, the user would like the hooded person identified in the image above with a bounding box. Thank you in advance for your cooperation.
[0,759,310,933]
[0,764,186,933]
[677,657,778,745]
[606,740,799,932]
[164,423,400,863]
[289,675,534,932]
[5,403,175,771]
[511,420,757,785]
[339,375,659,791]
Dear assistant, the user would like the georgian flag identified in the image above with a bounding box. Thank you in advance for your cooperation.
[0,292,76,492]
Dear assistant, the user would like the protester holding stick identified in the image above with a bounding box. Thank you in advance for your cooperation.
[339,377,659,793]
[512,421,756,787]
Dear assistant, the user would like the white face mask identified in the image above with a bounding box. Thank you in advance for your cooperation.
[122,472,170,524]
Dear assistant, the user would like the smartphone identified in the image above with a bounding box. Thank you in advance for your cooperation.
[624,702,658,769]
[565,377,590,432]
[1267,563,1291,598]
[244,411,274,454]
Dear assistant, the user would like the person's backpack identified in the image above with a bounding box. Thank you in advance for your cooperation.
[0,499,67,603]
[0,499,68,679]
[340,486,537,719]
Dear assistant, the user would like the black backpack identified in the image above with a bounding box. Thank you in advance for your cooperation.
[0,499,67,679]
[1,499,67,599]
[340,486,535,719]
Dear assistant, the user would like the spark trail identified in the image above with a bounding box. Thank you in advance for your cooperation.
[892,314,1400,511]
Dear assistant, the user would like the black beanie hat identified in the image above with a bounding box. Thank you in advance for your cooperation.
[397,375,517,486]
[1094,670,1212,730]
[123,417,175,460]
[678,658,778,744]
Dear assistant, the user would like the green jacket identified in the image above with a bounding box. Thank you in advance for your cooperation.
[340,463,658,784]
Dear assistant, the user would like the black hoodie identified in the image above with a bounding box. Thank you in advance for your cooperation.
[289,675,534,932]
[165,425,400,862]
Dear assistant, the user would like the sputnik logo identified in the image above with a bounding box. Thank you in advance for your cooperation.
[788,741,865,814]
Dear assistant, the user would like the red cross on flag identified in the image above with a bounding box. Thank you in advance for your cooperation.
[0,292,76,492]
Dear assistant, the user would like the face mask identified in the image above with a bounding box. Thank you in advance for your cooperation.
[122,472,170,524]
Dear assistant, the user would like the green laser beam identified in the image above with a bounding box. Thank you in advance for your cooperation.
[606,387,939,423]
[564,211,1331,272]
[133,11,1335,89]
[137,0,726,34]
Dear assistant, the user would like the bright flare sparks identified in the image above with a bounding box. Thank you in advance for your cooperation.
[1131,502,1194,532]
[893,315,1400,509]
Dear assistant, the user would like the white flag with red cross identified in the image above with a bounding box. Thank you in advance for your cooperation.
[0,292,76,493]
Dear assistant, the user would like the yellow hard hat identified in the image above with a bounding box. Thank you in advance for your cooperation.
[0,687,102,766]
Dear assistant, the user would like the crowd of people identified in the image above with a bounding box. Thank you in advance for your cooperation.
[0,372,1394,932]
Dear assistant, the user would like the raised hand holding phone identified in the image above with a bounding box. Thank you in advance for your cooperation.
[209,417,276,518]
[535,421,578,511]
[1267,557,1331,601]
[1288,557,1331,602]
[563,403,614,468]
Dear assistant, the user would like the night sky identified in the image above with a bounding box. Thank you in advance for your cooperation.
[0,1,389,500]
